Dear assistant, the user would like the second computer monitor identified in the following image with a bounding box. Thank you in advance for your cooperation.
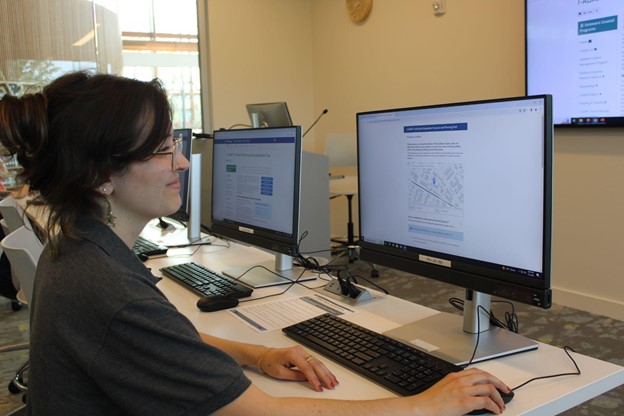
[211,126,317,287]
[358,95,553,364]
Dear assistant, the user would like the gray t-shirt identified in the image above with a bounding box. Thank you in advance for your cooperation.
[27,218,251,415]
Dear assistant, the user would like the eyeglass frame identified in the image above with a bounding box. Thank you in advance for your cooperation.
[153,133,183,170]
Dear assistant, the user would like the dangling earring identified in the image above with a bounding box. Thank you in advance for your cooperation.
[104,195,116,227]
[99,187,116,227]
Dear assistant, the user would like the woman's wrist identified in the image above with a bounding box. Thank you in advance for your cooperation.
[255,347,274,374]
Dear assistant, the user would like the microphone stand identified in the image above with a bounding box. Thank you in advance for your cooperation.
[302,109,328,137]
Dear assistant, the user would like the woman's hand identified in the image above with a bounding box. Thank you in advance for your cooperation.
[408,368,511,416]
[256,345,339,392]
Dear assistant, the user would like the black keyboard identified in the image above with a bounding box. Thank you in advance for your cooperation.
[283,314,462,396]
[160,262,253,299]
[133,236,167,256]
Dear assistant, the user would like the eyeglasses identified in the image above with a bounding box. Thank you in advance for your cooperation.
[153,134,183,170]
[0,150,15,166]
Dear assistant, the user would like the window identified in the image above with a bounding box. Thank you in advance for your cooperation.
[119,0,202,131]
[0,0,203,189]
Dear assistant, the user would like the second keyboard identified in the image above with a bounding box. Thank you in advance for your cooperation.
[283,313,462,396]
[160,262,253,299]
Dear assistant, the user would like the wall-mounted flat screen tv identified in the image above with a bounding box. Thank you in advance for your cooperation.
[526,0,624,127]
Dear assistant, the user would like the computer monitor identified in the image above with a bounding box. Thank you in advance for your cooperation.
[357,95,553,365]
[211,126,317,287]
[169,128,193,222]
[246,102,293,127]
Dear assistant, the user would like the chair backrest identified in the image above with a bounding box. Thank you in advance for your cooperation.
[325,133,357,168]
[0,218,10,237]
[1,226,44,304]
[0,196,27,233]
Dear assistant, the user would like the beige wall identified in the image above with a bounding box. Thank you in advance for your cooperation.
[309,1,525,154]
[205,0,624,320]
[205,0,316,151]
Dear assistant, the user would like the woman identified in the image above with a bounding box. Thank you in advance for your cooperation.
[0,71,510,415]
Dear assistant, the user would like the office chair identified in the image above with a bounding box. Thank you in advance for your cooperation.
[0,196,27,234]
[1,225,44,400]
[1,217,24,311]
[0,196,35,310]
[325,133,359,262]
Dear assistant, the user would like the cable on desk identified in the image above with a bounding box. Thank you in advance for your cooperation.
[449,297,519,333]
[459,305,582,392]
[295,230,389,294]
[234,263,326,303]
[510,346,581,391]
[338,268,389,295]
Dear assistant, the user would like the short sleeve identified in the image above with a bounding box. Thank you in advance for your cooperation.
[89,297,251,416]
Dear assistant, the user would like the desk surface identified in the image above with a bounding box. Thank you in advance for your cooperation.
[145,236,624,415]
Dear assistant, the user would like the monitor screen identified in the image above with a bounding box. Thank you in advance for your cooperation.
[246,102,293,127]
[357,95,553,364]
[526,0,624,127]
[211,126,316,287]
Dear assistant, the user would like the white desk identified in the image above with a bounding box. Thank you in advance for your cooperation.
[146,240,624,415]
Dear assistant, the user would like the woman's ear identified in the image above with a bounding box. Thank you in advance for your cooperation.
[97,181,114,196]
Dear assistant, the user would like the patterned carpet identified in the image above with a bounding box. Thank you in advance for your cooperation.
[0,259,622,415]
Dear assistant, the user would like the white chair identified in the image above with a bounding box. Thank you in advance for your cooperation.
[1,226,44,305]
[0,196,26,234]
[1,225,44,398]
[1,218,23,311]
[0,217,10,237]
[0,196,37,306]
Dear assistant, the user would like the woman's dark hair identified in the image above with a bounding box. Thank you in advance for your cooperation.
[0,71,172,254]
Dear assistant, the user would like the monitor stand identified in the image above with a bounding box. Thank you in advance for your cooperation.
[384,290,537,366]
[146,218,213,247]
[155,153,213,248]
[222,253,317,288]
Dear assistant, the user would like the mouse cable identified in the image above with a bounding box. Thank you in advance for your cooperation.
[510,346,581,392]
[460,306,582,392]
[460,304,522,368]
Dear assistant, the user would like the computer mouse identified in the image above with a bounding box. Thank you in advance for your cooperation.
[466,389,514,415]
[196,295,240,312]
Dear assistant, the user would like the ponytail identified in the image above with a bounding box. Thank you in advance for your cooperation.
[0,92,48,179]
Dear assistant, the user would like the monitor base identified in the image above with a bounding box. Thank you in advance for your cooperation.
[384,312,537,366]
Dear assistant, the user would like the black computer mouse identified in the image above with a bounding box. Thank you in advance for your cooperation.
[467,390,514,415]
[196,295,240,312]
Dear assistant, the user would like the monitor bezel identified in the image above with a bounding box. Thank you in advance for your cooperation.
[357,95,553,308]
[210,126,303,257]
